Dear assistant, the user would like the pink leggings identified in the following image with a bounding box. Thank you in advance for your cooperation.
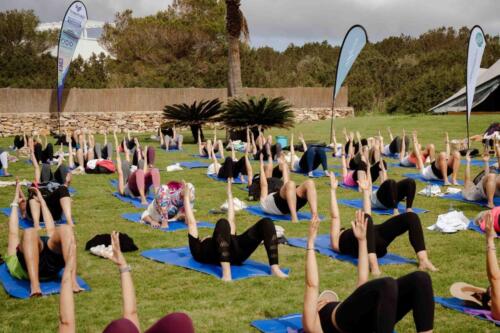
[103,312,194,333]
[127,168,160,197]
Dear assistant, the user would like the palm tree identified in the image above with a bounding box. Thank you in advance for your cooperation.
[225,0,249,97]
[163,99,224,142]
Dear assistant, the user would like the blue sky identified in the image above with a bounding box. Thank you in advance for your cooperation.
[1,0,499,50]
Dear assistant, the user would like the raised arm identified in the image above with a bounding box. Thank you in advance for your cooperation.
[290,134,295,171]
[352,210,369,287]
[302,218,322,333]
[412,131,424,170]
[7,180,21,257]
[29,140,41,183]
[484,212,500,319]
[358,178,372,216]
[259,154,269,201]
[464,151,472,186]
[58,241,76,333]
[399,129,406,163]
[445,132,450,158]
[329,173,341,252]
[299,133,307,153]
[387,127,394,142]
[226,180,236,235]
[114,131,125,195]
[108,231,140,331]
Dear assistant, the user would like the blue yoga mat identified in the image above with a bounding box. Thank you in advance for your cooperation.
[141,247,289,280]
[109,179,154,208]
[191,154,221,159]
[207,173,248,184]
[435,297,500,326]
[0,264,90,299]
[460,159,496,167]
[439,192,500,208]
[0,207,71,229]
[179,161,209,169]
[159,146,182,152]
[0,169,12,177]
[291,170,332,178]
[467,221,500,238]
[251,313,303,333]
[338,183,379,192]
[121,212,214,232]
[387,162,414,169]
[245,205,323,222]
[403,173,464,186]
[337,199,429,215]
[287,234,415,266]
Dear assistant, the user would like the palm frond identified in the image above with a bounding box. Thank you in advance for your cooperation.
[163,98,224,126]
[222,96,294,130]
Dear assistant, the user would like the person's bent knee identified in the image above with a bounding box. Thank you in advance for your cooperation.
[409,271,432,288]
[304,179,315,188]
[438,152,447,160]
[284,180,296,189]
[256,218,275,231]
[452,151,461,159]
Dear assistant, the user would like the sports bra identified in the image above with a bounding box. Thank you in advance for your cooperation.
[480,206,500,233]
[318,302,341,333]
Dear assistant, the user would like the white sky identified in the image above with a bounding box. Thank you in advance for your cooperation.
[1,0,499,50]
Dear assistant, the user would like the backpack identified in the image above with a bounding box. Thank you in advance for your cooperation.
[248,174,284,201]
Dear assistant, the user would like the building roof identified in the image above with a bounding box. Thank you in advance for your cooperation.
[430,59,500,113]
[37,20,113,60]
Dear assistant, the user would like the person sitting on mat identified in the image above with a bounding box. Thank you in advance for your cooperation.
[0,146,12,176]
[160,126,183,151]
[303,210,435,333]
[115,131,160,206]
[397,129,436,168]
[413,131,461,185]
[58,231,195,333]
[140,181,196,229]
[5,179,83,297]
[329,173,437,275]
[184,178,288,281]
[197,128,224,159]
[257,152,319,223]
[26,143,74,229]
[207,140,252,183]
[449,209,500,321]
[284,133,329,177]
[463,150,500,208]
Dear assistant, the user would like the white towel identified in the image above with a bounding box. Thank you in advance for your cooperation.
[428,210,469,233]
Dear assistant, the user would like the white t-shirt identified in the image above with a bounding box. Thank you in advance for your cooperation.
[141,202,162,222]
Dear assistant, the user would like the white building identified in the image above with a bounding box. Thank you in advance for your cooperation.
[37,20,112,60]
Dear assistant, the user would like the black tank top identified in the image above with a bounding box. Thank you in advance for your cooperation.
[318,302,340,333]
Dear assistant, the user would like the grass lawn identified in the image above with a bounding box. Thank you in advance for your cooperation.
[0,113,499,332]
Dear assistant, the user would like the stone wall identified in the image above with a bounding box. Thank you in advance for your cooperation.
[0,107,353,136]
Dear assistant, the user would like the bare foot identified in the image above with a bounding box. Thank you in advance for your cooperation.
[418,260,438,272]
[271,265,288,279]
[141,199,148,206]
[73,281,85,293]
[30,286,42,297]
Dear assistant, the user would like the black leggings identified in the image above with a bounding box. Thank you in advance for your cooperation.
[13,135,24,149]
[298,146,328,173]
[376,178,416,209]
[352,160,386,183]
[34,143,53,164]
[253,143,282,160]
[335,271,434,332]
[188,218,279,266]
[388,136,410,155]
[339,213,426,258]
[217,157,248,179]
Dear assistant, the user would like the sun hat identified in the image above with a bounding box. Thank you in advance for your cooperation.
[450,282,490,309]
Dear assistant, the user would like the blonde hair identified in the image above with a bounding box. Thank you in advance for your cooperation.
[474,210,489,225]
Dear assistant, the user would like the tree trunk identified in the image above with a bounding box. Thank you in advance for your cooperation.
[227,35,243,98]
[190,125,204,143]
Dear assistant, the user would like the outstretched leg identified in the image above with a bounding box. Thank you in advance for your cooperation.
[21,229,42,296]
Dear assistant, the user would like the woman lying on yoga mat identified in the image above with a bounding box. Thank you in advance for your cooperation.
[140,182,196,229]
[257,152,319,223]
[397,129,436,168]
[449,210,500,321]
[160,126,183,151]
[379,127,410,157]
[340,145,387,189]
[197,128,224,158]
[185,179,288,281]
[248,127,282,161]
[207,140,252,183]
[413,131,461,185]
[303,211,435,333]
[5,180,83,298]
[58,231,195,333]
[463,150,500,208]
[115,132,160,206]
[285,133,330,177]
[329,173,437,275]
[66,130,115,174]
[25,144,74,229]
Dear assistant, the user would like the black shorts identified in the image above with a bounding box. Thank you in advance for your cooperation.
[273,192,308,214]
[17,236,65,280]
[27,186,70,221]
[431,162,452,180]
